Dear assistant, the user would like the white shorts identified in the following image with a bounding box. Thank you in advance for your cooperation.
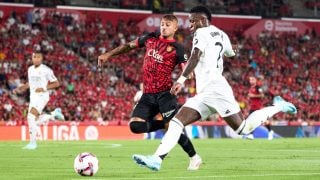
[28,94,50,114]
[183,80,240,119]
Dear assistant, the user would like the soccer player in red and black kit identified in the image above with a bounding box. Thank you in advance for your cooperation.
[98,14,202,170]
[247,76,273,140]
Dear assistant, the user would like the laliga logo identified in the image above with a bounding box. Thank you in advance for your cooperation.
[148,49,163,63]
[264,20,274,31]
[21,125,99,141]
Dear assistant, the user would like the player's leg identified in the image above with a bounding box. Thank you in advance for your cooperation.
[133,96,207,171]
[208,80,296,135]
[129,94,165,133]
[158,91,201,170]
[23,96,50,149]
[175,108,203,170]
[129,117,165,133]
[225,96,297,135]
[133,107,201,171]
[37,113,52,125]
[243,110,255,140]
[37,108,65,125]
[264,120,274,140]
[23,107,39,150]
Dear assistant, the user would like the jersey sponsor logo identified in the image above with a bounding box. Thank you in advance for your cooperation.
[162,109,175,118]
[30,76,41,82]
[147,49,163,63]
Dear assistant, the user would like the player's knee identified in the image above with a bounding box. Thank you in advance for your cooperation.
[29,107,40,118]
[129,121,147,134]
[236,120,253,135]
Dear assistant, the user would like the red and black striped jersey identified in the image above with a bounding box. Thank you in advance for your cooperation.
[248,85,263,111]
[136,32,187,94]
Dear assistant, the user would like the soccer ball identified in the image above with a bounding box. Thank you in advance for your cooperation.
[74,152,99,176]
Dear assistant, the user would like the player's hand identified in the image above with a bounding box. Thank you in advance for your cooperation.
[232,44,239,54]
[170,82,183,96]
[35,88,46,93]
[97,53,111,68]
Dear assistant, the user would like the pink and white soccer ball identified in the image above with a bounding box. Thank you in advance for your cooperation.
[74,152,99,176]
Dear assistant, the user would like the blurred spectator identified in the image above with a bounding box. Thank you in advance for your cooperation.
[0,9,319,125]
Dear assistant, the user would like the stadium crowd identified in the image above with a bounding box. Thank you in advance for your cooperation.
[0,9,319,124]
[5,0,293,17]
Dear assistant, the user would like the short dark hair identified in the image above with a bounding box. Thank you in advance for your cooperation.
[190,6,212,21]
[32,51,43,58]
[161,14,178,23]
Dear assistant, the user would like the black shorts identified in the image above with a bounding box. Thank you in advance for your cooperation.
[131,91,178,122]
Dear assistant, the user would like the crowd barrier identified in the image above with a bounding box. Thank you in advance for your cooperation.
[0,122,143,141]
[0,121,319,141]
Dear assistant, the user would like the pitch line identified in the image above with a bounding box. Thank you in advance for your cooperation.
[72,172,320,180]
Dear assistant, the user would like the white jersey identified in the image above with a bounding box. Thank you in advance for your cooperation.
[28,64,57,97]
[192,25,235,94]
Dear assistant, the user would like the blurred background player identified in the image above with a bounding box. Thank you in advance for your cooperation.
[245,76,274,140]
[98,14,202,170]
[13,52,63,150]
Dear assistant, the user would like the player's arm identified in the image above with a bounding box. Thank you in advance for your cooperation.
[35,69,60,93]
[180,62,194,79]
[47,80,60,90]
[181,48,201,78]
[35,80,60,93]
[12,83,29,94]
[170,48,202,95]
[97,40,138,67]
[223,32,236,58]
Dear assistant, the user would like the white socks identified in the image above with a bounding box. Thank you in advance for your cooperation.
[236,106,280,135]
[37,113,53,125]
[155,118,184,157]
[27,113,37,144]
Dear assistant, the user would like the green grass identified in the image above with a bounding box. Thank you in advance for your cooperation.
[0,139,320,179]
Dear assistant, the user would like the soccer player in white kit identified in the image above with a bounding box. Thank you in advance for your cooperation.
[13,52,61,150]
[132,6,297,171]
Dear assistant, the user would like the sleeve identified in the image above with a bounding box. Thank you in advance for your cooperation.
[222,31,235,57]
[46,68,58,82]
[174,43,188,64]
[135,31,158,48]
[193,29,207,52]
[27,68,30,83]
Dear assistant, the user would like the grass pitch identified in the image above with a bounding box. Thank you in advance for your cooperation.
[0,138,319,180]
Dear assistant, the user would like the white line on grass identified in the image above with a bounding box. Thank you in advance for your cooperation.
[105,144,122,148]
[236,148,320,153]
[71,172,320,180]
